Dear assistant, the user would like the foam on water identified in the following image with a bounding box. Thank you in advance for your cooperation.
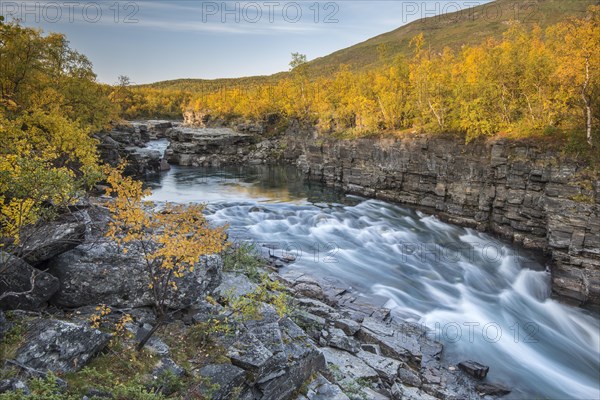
[147,163,600,400]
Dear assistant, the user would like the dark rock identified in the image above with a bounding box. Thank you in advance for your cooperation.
[458,360,489,379]
[292,310,326,340]
[0,252,59,311]
[361,343,381,355]
[476,382,511,396]
[256,317,326,400]
[398,367,422,387]
[227,331,274,372]
[320,347,379,382]
[151,357,185,395]
[14,319,110,373]
[124,147,162,177]
[333,318,361,336]
[305,374,349,400]
[325,327,361,354]
[17,215,87,265]
[0,379,30,395]
[47,242,222,308]
[196,363,247,399]
[0,310,12,340]
[166,126,259,167]
[356,350,401,383]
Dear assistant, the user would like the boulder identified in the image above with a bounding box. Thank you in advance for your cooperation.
[214,272,258,299]
[333,319,361,336]
[0,379,30,396]
[227,331,274,372]
[196,364,247,399]
[18,215,87,265]
[123,147,163,177]
[475,382,511,396]
[0,252,59,311]
[217,314,325,400]
[322,327,361,354]
[305,374,349,400]
[14,319,110,373]
[293,277,325,301]
[47,242,223,309]
[320,347,379,382]
[165,127,259,167]
[398,367,422,387]
[356,350,401,383]
[356,318,425,367]
[458,360,489,379]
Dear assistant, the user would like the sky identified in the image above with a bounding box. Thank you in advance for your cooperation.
[5,1,492,84]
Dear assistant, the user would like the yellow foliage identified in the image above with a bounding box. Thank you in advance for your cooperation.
[104,165,228,316]
[131,6,599,146]
[0,21,114,243]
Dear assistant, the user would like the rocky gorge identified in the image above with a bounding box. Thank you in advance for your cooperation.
[1,118,598,400]
[0,197,505,399]
[166,116,600,307]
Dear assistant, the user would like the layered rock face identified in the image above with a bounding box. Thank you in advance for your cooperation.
[96,121,174,177]
[165,126,260,166]
[283,133,599,306]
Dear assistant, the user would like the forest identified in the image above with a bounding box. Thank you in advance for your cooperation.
[1,6,598,244]
[121,6,599,149]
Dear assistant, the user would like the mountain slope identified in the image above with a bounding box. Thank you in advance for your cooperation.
[142,0,596,90]
[305,0,596,75]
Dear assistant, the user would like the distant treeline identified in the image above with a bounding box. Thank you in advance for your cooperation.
[122,7,599,149]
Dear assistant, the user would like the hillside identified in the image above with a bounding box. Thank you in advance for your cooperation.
[305,0,597,75]
[142,0,596,90]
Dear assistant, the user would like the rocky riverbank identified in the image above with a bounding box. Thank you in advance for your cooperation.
[0,198,510,399]
[96,120,176,178]
[165,118,600,307]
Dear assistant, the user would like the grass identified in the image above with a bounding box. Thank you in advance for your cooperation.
[0,314,26,366]
[222,242,264,283]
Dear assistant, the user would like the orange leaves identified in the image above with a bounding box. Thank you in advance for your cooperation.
[127,7,599,146]
[105,165,228,316]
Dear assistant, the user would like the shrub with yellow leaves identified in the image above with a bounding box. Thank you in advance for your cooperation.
[104,165,228,350]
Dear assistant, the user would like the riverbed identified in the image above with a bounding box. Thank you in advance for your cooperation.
[146,160,600,400]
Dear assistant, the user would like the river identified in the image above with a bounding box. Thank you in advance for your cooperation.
[144,145,599,399]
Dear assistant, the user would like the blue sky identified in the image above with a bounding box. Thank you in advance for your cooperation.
[7,1,491,84]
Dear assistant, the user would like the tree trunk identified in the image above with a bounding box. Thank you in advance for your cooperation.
[136,316,164,352]
[581,58,593,146]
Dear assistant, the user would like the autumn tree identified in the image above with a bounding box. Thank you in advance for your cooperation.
[104,166,228,349]
[0,21,112,244]
[548,6,600,146]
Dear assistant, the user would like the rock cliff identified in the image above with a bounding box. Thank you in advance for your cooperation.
[166,122,599,306]
[282,132,599,306]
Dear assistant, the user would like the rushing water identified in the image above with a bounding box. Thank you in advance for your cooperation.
[146,157,600,400]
